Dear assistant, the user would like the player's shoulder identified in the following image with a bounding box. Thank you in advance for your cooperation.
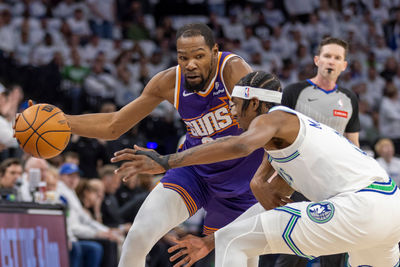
[143,66,176,97]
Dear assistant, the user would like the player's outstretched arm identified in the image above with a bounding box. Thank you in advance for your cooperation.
[65,68,174,140]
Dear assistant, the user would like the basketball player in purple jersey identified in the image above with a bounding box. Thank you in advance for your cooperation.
[61,23,263,267]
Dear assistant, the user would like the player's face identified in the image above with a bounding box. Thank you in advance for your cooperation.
[230,98,253,130]
[177,36,218,92]
[314,44,348,80]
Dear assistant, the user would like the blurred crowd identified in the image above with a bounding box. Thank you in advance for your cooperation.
[2,0,400,266]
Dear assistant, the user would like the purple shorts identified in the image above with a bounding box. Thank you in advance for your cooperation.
[161,166,257,235]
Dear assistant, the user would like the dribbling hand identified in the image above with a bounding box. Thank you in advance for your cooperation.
[111,145,167,182]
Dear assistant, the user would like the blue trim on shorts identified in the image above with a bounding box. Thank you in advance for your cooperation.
[281,215,316,260]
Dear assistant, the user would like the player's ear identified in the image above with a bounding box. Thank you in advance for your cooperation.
[251,98,260,111]
[212,44,218,56]
[342,60,348,71]
[313,55,319,66]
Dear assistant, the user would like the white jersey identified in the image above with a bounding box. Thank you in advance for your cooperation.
[266,106,388,202]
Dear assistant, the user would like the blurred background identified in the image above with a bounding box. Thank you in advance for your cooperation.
[1,0,400,266]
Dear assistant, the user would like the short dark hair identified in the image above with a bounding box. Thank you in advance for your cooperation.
[317,37,349,59]
[236,71,282,114]
[176,23,215,49]
[0,158,22,177]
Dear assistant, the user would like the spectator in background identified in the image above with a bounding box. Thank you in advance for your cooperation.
[67,8,91,42]
[76,179,104,223]
[20,157,49,201]
[379,82,400,154]
[31,33,58,66]
[62,49,90,114]
[375,138,400,187]
[86,0,115,39]
[84,53,116,109]
[0,158,23,201]
[0,9,15,56]
[0,83,23,160]
[98,164,130,232]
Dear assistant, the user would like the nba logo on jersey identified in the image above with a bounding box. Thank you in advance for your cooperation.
[245,87,250,98]
[306,202,335,224]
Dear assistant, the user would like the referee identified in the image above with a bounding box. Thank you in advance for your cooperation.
[275,37,360,267]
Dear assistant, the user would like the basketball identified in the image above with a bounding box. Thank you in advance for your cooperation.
[14,104,71,159]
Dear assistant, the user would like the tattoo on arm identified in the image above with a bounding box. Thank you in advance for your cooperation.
[168,136,249,168]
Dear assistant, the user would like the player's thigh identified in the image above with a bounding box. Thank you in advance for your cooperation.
[161,166,209,217]
[348,244,400,267]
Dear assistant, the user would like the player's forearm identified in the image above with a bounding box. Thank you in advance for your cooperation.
[66,112,124,140]
[168,136,254,168]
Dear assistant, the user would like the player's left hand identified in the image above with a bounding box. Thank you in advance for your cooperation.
[111,145,166,182]
[168,234,213,267]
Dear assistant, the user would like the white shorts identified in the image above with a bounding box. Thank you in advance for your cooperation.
[261,180,400,267]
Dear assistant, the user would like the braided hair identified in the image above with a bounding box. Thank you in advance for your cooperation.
[236,71,282,115]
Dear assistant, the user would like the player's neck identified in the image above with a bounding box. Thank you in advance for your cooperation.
[310,76,337,91]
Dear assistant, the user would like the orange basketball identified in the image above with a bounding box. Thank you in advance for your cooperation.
[15,104,71,159]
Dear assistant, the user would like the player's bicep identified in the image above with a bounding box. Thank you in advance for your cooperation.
[113,71,171,132]
[237,114,280,151]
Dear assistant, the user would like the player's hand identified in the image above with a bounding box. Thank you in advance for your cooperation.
[250,179,292,210]
[168,234,214,267]
[111,145,166,182]
[13,99,33,138]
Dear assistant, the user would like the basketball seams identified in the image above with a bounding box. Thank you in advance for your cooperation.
[18,105,70,158]
[20,105,41,148]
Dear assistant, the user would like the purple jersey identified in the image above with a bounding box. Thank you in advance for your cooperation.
[172,51,263,197]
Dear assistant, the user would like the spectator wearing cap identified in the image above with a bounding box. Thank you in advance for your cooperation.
[57,162,122,266]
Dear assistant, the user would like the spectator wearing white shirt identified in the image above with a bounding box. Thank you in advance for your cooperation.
[222,14,245,41]
[379,82,400,154]
[67,8,91,40]
[53,0,80,19]
[86,0,116,39]
[84,53,116,108]
[31,33,58,66]
[241,26,262,56]
[0,10,15,55]
[261,0,285,28]
[375,138,400,186]
[373,35,394,72]
[363,66,385,109]
[114,64,143,107]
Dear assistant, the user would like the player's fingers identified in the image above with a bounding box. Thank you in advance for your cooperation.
[113,148,136,157]
[281,196,293,203]
[134,144,153,152]
[28,99,33,107]
[172,256,191,267]
[111,153,142,163]
[168,243,186,253]
[169,248,188,261]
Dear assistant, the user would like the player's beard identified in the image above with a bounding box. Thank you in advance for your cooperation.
[184,74,208,92]
[184,57,216,92]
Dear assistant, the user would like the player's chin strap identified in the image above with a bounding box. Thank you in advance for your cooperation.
[232,85,282,104]
[135,150,171,171]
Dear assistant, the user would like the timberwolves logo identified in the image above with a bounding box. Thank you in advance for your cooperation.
[306,201,335,224]
[244,87,250,98]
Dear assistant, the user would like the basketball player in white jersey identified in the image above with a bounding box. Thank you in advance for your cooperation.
[112,71,400,267]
